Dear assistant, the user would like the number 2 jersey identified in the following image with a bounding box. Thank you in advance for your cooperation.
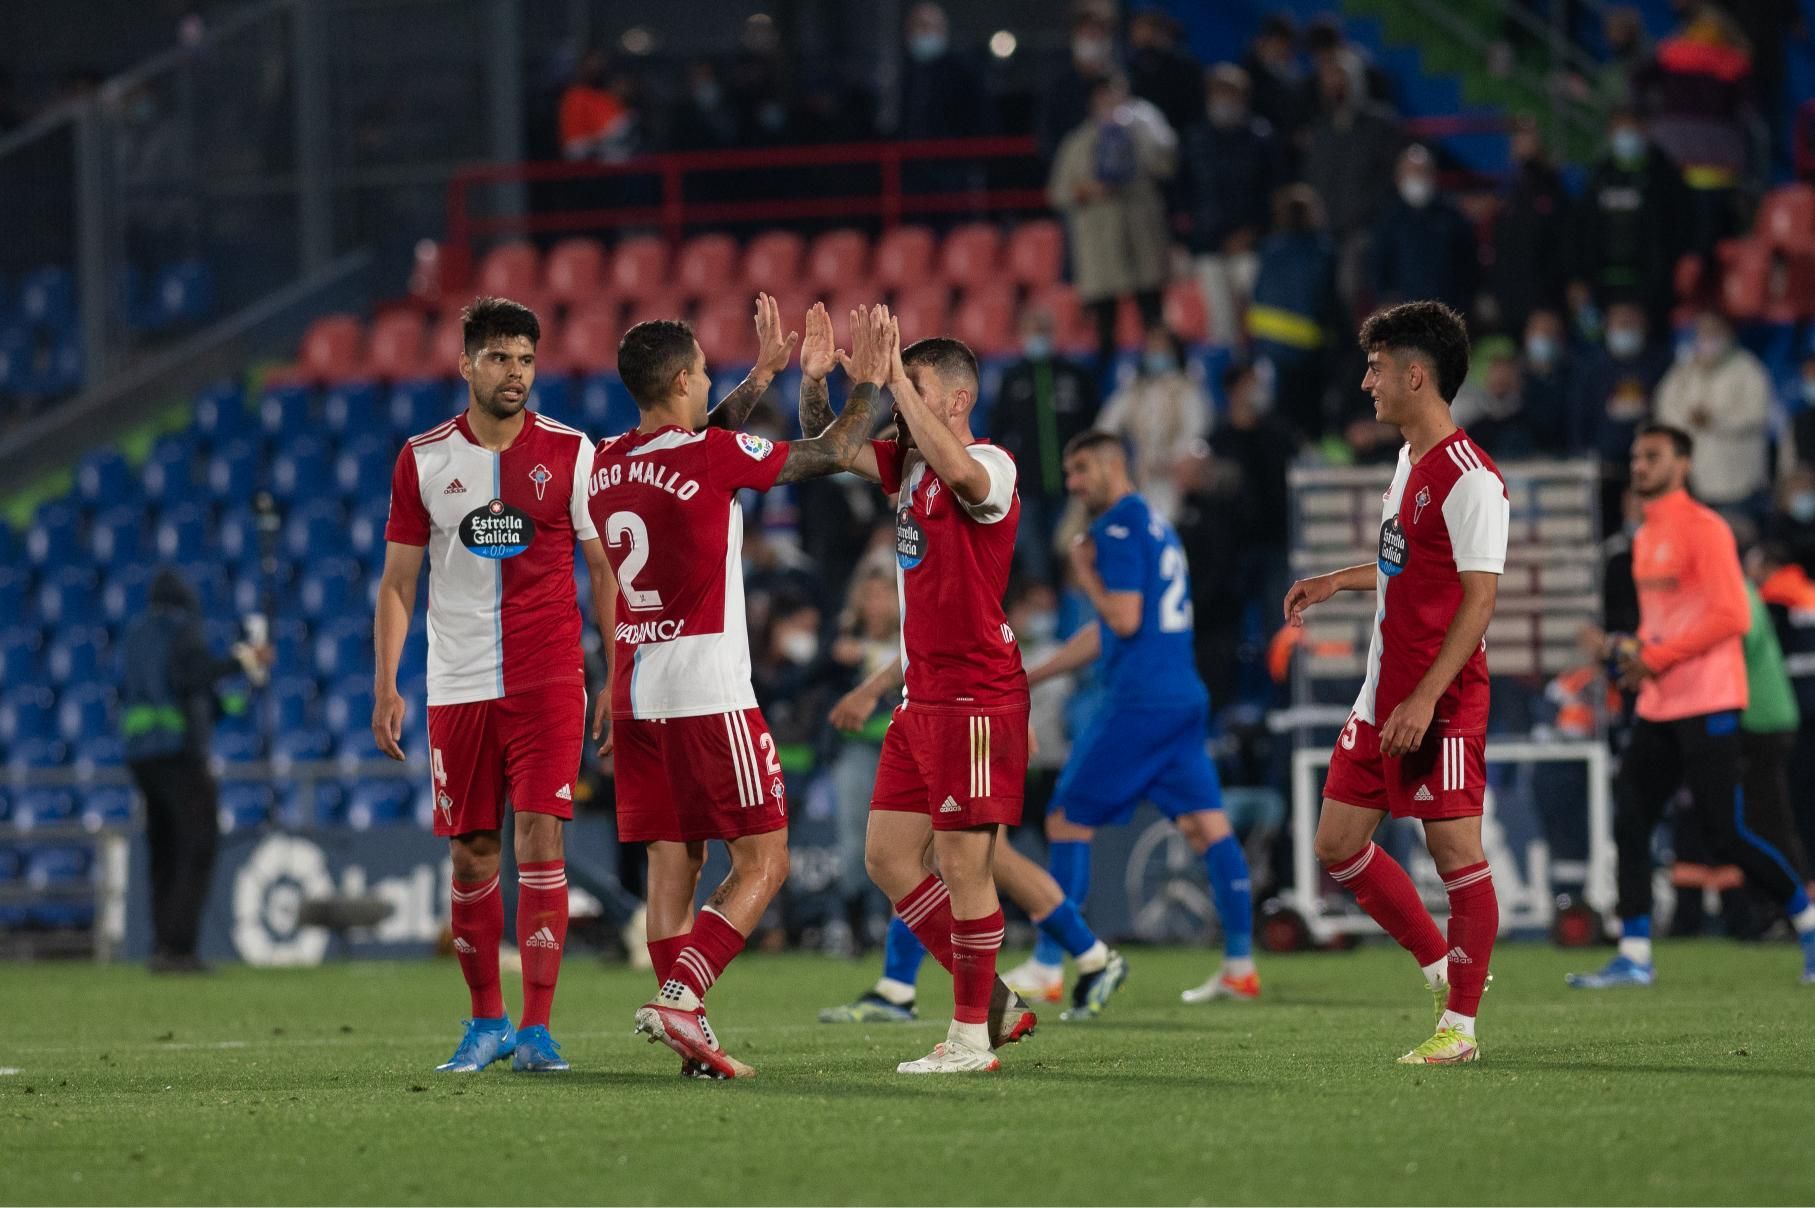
[1089,492,1207,712]
[876,438,1028,713]
[1356,430,1509,732]
[586,424,790,720]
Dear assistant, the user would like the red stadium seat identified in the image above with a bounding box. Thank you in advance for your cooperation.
[544,238,607,306]
[1757,184,1815,254]
[806,229,870,293]
[622,291,691,330]
[1029,284,1091,354]
[874,226,937,292]
[743,231,806,289]
[268,314,365,386]
[530,311,568,373]
[1115,297,1148,349]
[426,312,467,374]
[937,223,1003,287]
[408,240,447,306]
[1163,281,1210,345]
[1006,220,1065,288]
[475,242,541,301]
[1778,252,1815,320]
[695,298,755,364]
[952,284,1018,356]
[825,289,879,343]
[1673,253,1707,302]
[610,236,671,298]
[675,234,740,299]
[1718,238,1771,320]
[892,282,951,340]
[363,309,427,381]
[558,303,623,376]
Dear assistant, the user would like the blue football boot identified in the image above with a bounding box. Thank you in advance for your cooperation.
[435,1016,515,1072]
[1565,955,1655,989]
[511,1024,570,1072]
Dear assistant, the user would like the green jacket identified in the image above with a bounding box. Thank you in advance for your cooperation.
[1742,583,1800,734]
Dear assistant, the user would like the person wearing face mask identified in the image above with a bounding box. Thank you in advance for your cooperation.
[1764,467,1815,573]
[991,307,1100,585]
[1570,301,1671,531]
[1091,326,1210,523]
[1240,14,1308,155]
[1567,108,1691,335]
[892,3,985,140]
[1301,53,1405,317]
[1128,8,1203,149]
[1369,144,1479,318]
[1488,119,1569,339]
[1516,308,1575,455]
[668,60,737,152]
[1181,65,1285,348]
[1037,3,1119,164]
[1248,184,1344,439]
[1653,309,1773,518]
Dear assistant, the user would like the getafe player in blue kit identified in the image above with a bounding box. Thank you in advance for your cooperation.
[1004,430,1259,1004]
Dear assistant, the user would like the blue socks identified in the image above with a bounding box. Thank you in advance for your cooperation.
[1035,898,1099,958]
[1035,840,1093,966]
[1202,834,1254,960]
[1621,916,1651,940]
[881,916,926,987]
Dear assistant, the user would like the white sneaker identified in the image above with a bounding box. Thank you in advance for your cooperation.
[1002,958,1064,1003]
[896,1039,1001,1074]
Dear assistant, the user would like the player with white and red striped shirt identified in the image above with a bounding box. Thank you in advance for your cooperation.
[593,298,889,1078]
[1284,301,1509,1065]
[375,297,612,1074]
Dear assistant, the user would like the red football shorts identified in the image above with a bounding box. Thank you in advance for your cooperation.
[1323,711,1485,820]
[425,679,584,837]
[870,704,1028,830]
[612,707,788,843]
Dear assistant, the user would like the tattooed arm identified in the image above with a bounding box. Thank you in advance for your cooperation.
[798,301,839,437]
[774,304,893,484]
[706,292,797,430]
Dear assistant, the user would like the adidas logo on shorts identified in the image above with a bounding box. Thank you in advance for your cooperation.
[554,783,572,801]
[939,796,963,814]
[1413,785,1435,802]
[525,926,561,950]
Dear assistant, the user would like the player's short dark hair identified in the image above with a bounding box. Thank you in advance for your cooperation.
[1063,430,1127,462]
[901,336,979,395]
[460,296,540,355]
[1358,301,1472,403]
[617,319,698,408]
[1636,420,1694,459]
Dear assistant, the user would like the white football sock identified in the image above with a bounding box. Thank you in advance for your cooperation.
[1074,941,1108,974]
[1437,1009,1476,1037]
[1222,956,1256,978]
[949,1019,990,1051]
[1618,936,1653,965]
[1790,903,1815,936]
[1421,957,1449,990]
[874,977,916,1005]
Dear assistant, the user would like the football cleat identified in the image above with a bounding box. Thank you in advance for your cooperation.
[510,1024,569,1072]
[1002,958,1065,1003]
[634,1001,755,1079]
[1566,955,1655,989]
[1062,949,1130,1020]
[818,991,917,1024]
[435,1016,515,1072]
[896,1040,1001,1074]
[988,979,1038,1048]
[1181,969,1261,1004]
[1397,1026,1480,1064]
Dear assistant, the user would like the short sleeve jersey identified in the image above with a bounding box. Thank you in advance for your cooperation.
[1090,492,1210,711]
[1355,430,1509,731]
[876,438,1028,712]
[587,425,790,720]
[385,411,597,706]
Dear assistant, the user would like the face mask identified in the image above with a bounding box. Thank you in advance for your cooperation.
[1525,334,1558,368]
[1208,99,1244,127]
[1143,350,1177,376]
[1023,334,1053,361]
[1073,36,1111,67]
[1607,327,1644,359]
[779,631,818,665]
[1610,129,1645,163]
[1021,610,1058,645]
[1791,493,1815,525]
[1399,177,1434,207]
[908,32,947,61]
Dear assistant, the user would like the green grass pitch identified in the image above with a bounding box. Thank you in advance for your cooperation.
[5,940,1813,1205]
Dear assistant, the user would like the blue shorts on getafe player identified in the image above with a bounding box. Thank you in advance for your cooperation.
[1052,701,1223,828]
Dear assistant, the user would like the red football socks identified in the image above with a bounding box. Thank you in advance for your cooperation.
[648,933,689,985]
[893,875,956,972]
[1442,862,1498,1015]
[666,907,747,1000]
[1326,842,1447,968]
[515,860,568,1029]
[951,909,1005,1026]
[449,872,505,1019]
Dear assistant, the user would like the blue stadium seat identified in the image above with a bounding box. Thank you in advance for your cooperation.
[0,563,27,614]
[300,557,361,621]
[174,559,228,616]
[531,376,573,424]
[57,683,114,744]
[218,783,273,831]
[0,841,21,881]
[152,259,214,328]
[24,500,82,570]
[0,325,31,394]
[347,779,413,829]
[29,901,97,929]
[88,505,147,569]
[76,447,130,507]
[7,738,68,772]
[213,724,263,763]
[1,686,58,743]
[281,780,343,827]
[0,626,43,685]
[323,382,384,438]
[0,790,12,826]
[387,380,446,437]
[270,443,334,503]
[19,266,75,327]
[259,383,314,440]
[347,497,393,559]
[46,627,109,684]
[192,380,251,445]
[27,844,94,889]
[284,498,345,558]
[16,788,77,829]
[155,501,212,561]
[335,435,393,499]
[270,675,318,733]
[81,788,135,828]
[36,575,99,629]
[208,439,261,506]
[315,619,372,679]
[274,727,332,761]
[76,734,125,768]
[324,677,376,741]
[143,456,203,509]
[579,374,639,433]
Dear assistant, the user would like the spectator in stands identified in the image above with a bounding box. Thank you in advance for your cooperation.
[1369,143,1479,317]
[1654,309,1773,517]
[1788,351,1815,472]
[1208,359,1300,628]
[1301,50,1403,317]
[1128,8,1203,146]
[1632,4,1756,255]
[1037,2,1119,164]
[1094,327,1211,523]
[893,3,985,139]
[1764,466,1815,574]
[1248,183,1343,440]
[1048,71,1177,373]
[121,568,272,974]
[1572,301,1672,530]
[1301,16,1393,110]
[559,49,636,161]
[1453,337,1541,458]
[992,306,1100,585]
[1489,118,1570,338]
[667,60,737,152]
[729,12,797,146]
[1569,106,1691,336]
[825,564,900,950]
[1518,307,1575,455]
[1241,14,1307,158]
[1181,64,1283,348]
[1590,5,1651,115]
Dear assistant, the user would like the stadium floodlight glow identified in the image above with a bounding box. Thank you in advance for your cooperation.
[989,30,1017,58]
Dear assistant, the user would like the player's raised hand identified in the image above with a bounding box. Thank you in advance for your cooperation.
[590,688,614,757]
[842,304,889,386]
[1283,574,1337,628]
[828,683,880,733]
[752,292,799,377]
[800,301,841,383]
[1067,533,1097,584]
[1378,693,1435,758]
[372,687,407,761]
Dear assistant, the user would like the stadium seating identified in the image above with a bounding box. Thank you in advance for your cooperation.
[675,233,739,298]
[475,242,541,300]
[544,238,607,306]
[873,226,937,292]
[742,231,805,289]
[609,236,669,297]
[805,229,868,292]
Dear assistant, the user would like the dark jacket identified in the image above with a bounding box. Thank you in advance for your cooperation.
[1179,116,1282,254]
[120,569,240,763]
[1370,195,1479,315]
[1570,146,1691,310]
[991,355,1100,499]
[1249,229,1342,366]
[1302,102,1403,237]
[1490,159,1570,333]
[897,51,986,139]
[1130,45,1204,142]
[1570,343,1672,465]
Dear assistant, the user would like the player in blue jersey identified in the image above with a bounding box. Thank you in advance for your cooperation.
[1001,430,1259,1004]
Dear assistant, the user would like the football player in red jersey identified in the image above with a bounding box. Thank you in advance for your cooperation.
[1283,301,1509,1065]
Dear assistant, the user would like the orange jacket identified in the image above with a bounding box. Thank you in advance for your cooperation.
[1631,489,1750,721]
